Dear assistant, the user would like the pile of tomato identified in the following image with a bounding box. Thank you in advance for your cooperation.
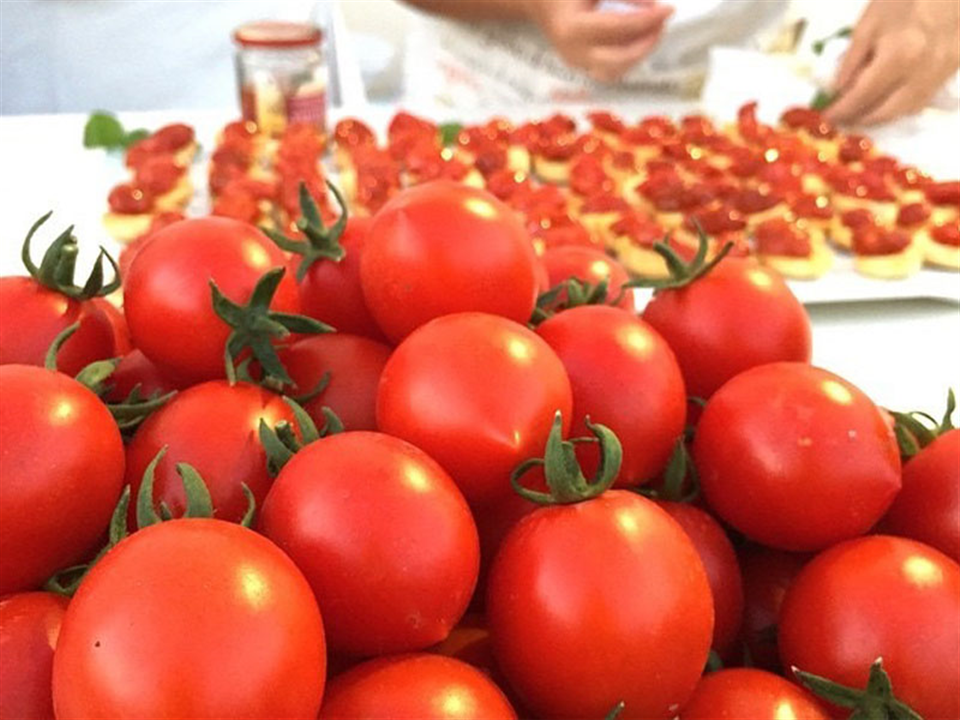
[0,179,957,720]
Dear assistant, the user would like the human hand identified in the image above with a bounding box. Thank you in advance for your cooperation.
[826,0,960,126]
[524,0,674,83]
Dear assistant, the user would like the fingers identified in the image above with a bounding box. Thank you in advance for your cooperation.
[857,83,925,125]
[833,12,875,90]
[573,4,674,45]
[588,32,665,83]
[825,40,905,124]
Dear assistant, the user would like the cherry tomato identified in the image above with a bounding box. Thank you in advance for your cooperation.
[694,363,900,551]
[642,259,811,399]
[261,431,479,656]
[0,592,69,720]
[738,545,809,671]
[295,217,386,340]
[90,298,132,355]
[536,306,686,485]
[124,217,299,384]
[657,502,743,658]
[539,246,633,310]
[107,184,154,214]
[278,334,391,432]
[779,535,960,720]
[488,491,713,719]
[360,182,539,342]
[377,313,572,507]
[124,381,295,524]
[0,365,125,594]
[52,519,325,719]
[319,654,516,720]
[104,349,181,403]
[881,429,960,562]
[680,668,829,719]
[0,278,116,377]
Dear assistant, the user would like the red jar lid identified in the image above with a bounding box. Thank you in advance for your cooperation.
[234,21,322,48]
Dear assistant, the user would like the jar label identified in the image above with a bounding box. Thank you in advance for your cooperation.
[286,92,326,130]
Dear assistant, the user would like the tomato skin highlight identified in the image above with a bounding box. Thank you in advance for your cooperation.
[260,432,479,656]
[657,501,744,658]
[694,363,901,551]
[124,217,299,385]
[52,519,326,720]
[0,365,125,595]
[296,216,385,341]
[779,535,960,720]
[881,428,960,562]
[536,305,686,485]
[487,491,713,720]
[124,381,296,524]
[0,277,116,376]
[377,312,572,508]
[679,668,829,719]
[319,654,516,720]
[360,181,539,343]
[278,333,391,431]
[0,592,69,720]
[642,259,811,399]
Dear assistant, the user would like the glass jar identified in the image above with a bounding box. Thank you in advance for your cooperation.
[233,21,327,139]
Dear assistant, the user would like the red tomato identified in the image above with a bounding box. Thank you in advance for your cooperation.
[642,259,811,399]
[0,365,125,594]
[124,381,295,524]
[260,432,478,656]
[90,298,132,355]
[124,217,299,384]
[377,313,572,507]
[657,502,743,658]
[52,519,325,719]
[0,278,116,377]
[680,669,829,719]
[738,545,809,671]
[779,535,960,719]
[694,364,900,551]
[104,349,181,403]
[293,217,386,340]
[0,592,69,720]
[488,491,713,719]
[319,654,516,720]
[431,613,496,674]
[539,246,633,310]
[278,334,391,431]
[536,306,686,486]
[360,182,539,342]
[881,429,960,562]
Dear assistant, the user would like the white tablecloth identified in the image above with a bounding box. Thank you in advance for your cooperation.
[1,109,958,414]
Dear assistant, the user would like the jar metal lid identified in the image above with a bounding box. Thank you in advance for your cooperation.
[234,21,322,49]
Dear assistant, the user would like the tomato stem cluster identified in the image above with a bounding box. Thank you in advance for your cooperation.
[889,388,956,458]
[795,658,922,720]
[258,396,343,477]
[511,411,623,505]
[625,225,733,292]
[263,181,349,281]
[531,276,614,325]
[21,211,121,299]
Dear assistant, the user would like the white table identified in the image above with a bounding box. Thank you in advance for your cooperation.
[1,109,958,414]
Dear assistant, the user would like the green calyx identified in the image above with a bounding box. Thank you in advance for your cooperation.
[811,25,852,56]
[625,224,732,292]
[603,701,625,720]
[46,446,253,596]
[889,388,955,458]
[795,658,922,720]
[531,276,615,325]
[211,267,334,390]
[638,434,700,504]
[262,181,349,281]
[45,323,175,433]
[259,396,343,477]
[511,411,623,505]
[438,121,463,147]
[21,212,121,299]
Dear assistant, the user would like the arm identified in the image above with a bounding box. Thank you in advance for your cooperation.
[400,0,674,83]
